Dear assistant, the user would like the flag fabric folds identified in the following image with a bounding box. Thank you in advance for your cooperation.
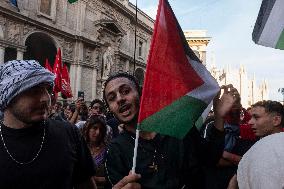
[9,0,18,7]
[53,48,62,94]
[138,0,219,139]
[68,0,78,3]
[61,64,73,98]
[44,59,53,73]
[253,0,284,50]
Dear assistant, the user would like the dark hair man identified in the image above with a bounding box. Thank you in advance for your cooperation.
[235,100,284,189]
[90,99,105,117]
[0,60,96,189]
[103,72,238,188]
[249,100,283,137]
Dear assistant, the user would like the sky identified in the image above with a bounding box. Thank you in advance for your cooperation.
[129,0,284,102]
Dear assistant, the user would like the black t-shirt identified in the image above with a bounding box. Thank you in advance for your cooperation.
[105,130,184,189]
[0,119,95,189]
[105,127,224,189]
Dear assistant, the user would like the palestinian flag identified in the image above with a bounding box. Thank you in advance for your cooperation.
[68,0,78,3]
[138,0,219,139]
[253,0,284,50]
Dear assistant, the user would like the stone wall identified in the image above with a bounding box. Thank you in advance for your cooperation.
[0,0,153,101]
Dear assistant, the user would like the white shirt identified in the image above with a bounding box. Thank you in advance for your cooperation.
[237,132,284,189]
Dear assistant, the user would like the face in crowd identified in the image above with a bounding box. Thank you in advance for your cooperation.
[53,102,62,113]
[64,104,75,120]
[7,83,52,124]
[90,102,104,116]
[88,124,103,144]
[249,101,283,137]
[85,116,107,145]
[104,75,140,125]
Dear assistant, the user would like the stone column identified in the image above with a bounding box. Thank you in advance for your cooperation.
[91,67,98,100]
[17,49,24,60]
[125,59,130,73]
[75,65,82,98]
[69,63,76,99]
[0,46,5,64]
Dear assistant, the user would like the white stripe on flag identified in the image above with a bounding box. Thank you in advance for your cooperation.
[186,56,219,104]
[258,0,284,47]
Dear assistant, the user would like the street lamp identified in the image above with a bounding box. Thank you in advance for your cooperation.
[278,88,284,104]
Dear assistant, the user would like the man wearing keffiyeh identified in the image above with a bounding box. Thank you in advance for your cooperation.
[0,60,97,189]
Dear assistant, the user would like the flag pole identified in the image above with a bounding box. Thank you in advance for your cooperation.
[131,127,140,173]
[131,0,140,174]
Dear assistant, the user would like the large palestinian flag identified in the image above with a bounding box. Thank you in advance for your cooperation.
[253,0,284,50]
[138,0,219,139]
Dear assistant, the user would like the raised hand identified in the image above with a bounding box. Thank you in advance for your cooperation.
[214,84,240,118]
[213,84,240,131]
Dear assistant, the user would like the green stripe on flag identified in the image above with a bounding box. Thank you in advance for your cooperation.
[276,29,284,50]
[139,95,207,139]
[68,0,78,3]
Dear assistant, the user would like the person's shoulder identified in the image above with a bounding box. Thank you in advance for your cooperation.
[240,132,284,166]
[237,133,284,189]
[47,118,75,128]
[247,132,284,153]
[46,119,79,136]
[110,132,132,145]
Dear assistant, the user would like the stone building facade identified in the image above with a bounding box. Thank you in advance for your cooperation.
[0,0,153,101]
[185,30,211,66]
[210,64,269,108]
[185,30,269,108]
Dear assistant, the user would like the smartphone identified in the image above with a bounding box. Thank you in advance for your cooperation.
[77,91,85,101]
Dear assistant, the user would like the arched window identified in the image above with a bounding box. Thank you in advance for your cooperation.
[24,32,57,66]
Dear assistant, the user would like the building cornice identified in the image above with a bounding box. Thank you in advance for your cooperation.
[0,6,101,48]
[0,39,26,50]
[103,0,154,34]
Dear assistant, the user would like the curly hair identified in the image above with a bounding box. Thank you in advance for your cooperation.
[252,100,284,127]
[90,99,105,113]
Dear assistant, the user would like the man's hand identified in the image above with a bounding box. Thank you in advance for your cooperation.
[113,172,141,189]
[214,84,240,118]
[227,174,238,189]
[75,98,84,111]
[213,84,240,131]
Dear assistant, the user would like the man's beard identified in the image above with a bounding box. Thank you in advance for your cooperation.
[10,106,47,125]
[118,99,140,126]
[122,113,138,125]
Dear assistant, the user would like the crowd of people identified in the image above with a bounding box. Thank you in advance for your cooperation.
[0,60,283,189]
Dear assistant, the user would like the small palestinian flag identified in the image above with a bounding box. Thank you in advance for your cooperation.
[138,0,219,139]
[68,0,78,4]
[253,0,284,50]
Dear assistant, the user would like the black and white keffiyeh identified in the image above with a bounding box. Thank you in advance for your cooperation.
[0,60,55,110]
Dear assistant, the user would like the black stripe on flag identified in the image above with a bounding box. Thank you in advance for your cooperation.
[164,0,201,63]
[252,0,277,44]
